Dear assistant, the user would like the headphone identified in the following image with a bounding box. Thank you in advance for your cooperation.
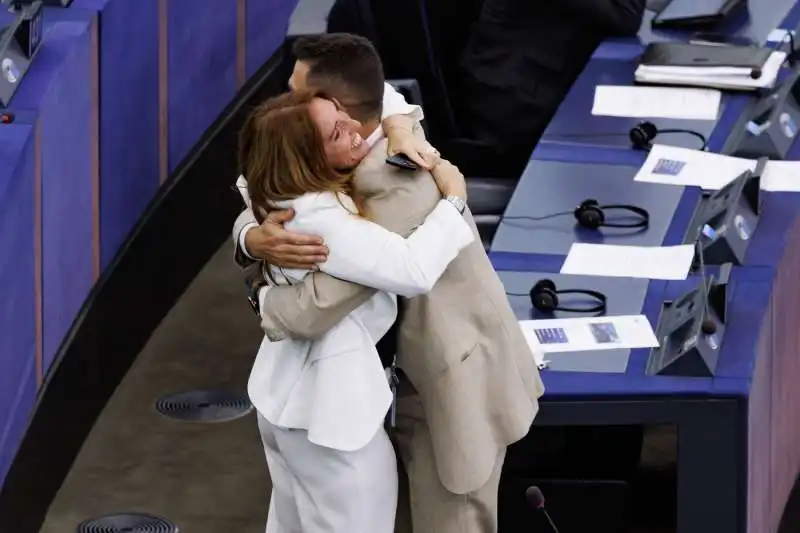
[529,279,607,315]
[503,198,650,230]
[573,199,649,229]
[554,121,708,152]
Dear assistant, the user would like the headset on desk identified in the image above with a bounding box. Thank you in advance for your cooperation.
[507,278,608,315]
[501,198,650,231]
[551,120,708,151]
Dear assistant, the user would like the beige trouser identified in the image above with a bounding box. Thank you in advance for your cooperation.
[392,388,506,533]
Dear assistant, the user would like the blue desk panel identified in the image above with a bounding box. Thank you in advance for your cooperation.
[0,124,36,489]
[542,58,722,151]
[492,160,685,255]
[10,22,96,378]
[501,271,649,373]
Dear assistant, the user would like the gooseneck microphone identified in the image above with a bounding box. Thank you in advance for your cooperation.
[525,486,560,533]
[503,198,650,230]
[552,120,708,151]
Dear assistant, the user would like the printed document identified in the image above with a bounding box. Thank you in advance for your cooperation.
[592,85,721,121]
[633,144,756,189]
[519,315,659,355]
[634,145,800,192]
[560,243,695,280]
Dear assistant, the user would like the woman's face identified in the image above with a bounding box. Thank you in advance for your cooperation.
[307,97,370,169]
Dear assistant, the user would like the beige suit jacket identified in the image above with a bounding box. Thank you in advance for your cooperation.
[232,135,544,494]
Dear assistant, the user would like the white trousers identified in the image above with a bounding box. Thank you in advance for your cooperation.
[257,413,398,533]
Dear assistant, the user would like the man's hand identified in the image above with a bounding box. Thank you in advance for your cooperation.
[244,209,329,269]
[430,159,467,200]
[386,126,440,169]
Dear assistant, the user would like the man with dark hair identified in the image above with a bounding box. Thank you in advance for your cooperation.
[289,34,385,124]
[238,33,437,267]
[234,33,544,533]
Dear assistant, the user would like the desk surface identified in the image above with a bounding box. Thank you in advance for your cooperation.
[491,152,800,399]
[541,58,723,151]
[492,159,685,254]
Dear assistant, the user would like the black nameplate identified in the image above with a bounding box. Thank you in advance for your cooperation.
[682,159,764,266]
[0,1,42,108]
[647,264,731,377]
[730,71,800,160]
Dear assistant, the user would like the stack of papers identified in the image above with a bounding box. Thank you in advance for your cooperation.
[633,144,800,192]
[635,50,786,91]
[591,85,721,120]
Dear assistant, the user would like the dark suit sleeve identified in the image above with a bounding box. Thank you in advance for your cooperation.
[556,0,645,35]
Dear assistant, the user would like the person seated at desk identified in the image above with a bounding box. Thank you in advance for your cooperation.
[459,0,646,171]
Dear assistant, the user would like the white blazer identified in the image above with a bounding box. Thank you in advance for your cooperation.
[243,190,474,451]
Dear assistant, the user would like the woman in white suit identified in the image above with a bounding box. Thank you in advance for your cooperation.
[238,88,473,533]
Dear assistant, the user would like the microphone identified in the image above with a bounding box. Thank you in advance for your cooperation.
[525,486,560,533]
[694,236,717,336]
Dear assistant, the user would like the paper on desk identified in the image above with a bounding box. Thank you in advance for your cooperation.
[519,315,659,356]
[761,161,800,192]
[592,85,721,121]
[633,144,756,189]
[767,29,795,43]
[560,243,694,280]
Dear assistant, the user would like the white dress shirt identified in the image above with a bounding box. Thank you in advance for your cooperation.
[237,82,423,257]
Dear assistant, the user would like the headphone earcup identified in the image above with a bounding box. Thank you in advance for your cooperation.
[575,204,605,229]
[629,121,658,151]
[530,279,559,312]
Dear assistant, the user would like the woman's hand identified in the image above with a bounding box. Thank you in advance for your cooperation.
[385,125,440,169]
[244,209,329,269]
[430,159,467,200]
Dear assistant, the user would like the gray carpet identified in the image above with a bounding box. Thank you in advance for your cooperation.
[39,243,270,533]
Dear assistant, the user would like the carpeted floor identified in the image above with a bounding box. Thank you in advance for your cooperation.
[39,243,270,533]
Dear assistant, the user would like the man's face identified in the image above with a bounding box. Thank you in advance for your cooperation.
[308,97,370,169]
[289,60,310,92]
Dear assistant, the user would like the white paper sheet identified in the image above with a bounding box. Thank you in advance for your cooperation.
[634,50,786,91]
[766,29,795,43]
[633,144,757,189]
[519,315,659,356]
[761,161,800,192]
[560,243,694,280]
[592,85,721,121]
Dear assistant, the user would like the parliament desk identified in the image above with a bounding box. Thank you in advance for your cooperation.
[492,157,800,533]
[490,3,800,530]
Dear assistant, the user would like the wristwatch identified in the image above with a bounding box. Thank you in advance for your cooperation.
[445,195,466,214]
[247,277,269,317]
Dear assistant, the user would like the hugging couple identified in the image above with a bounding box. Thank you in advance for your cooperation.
[233,32,544,533]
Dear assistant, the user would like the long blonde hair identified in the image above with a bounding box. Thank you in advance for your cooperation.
[238,89,364,223]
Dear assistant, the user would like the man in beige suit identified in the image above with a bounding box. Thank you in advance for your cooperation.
[234,34,544,533]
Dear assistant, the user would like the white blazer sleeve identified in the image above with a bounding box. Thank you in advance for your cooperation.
[381,82,423,122]
[289,193,473,297]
